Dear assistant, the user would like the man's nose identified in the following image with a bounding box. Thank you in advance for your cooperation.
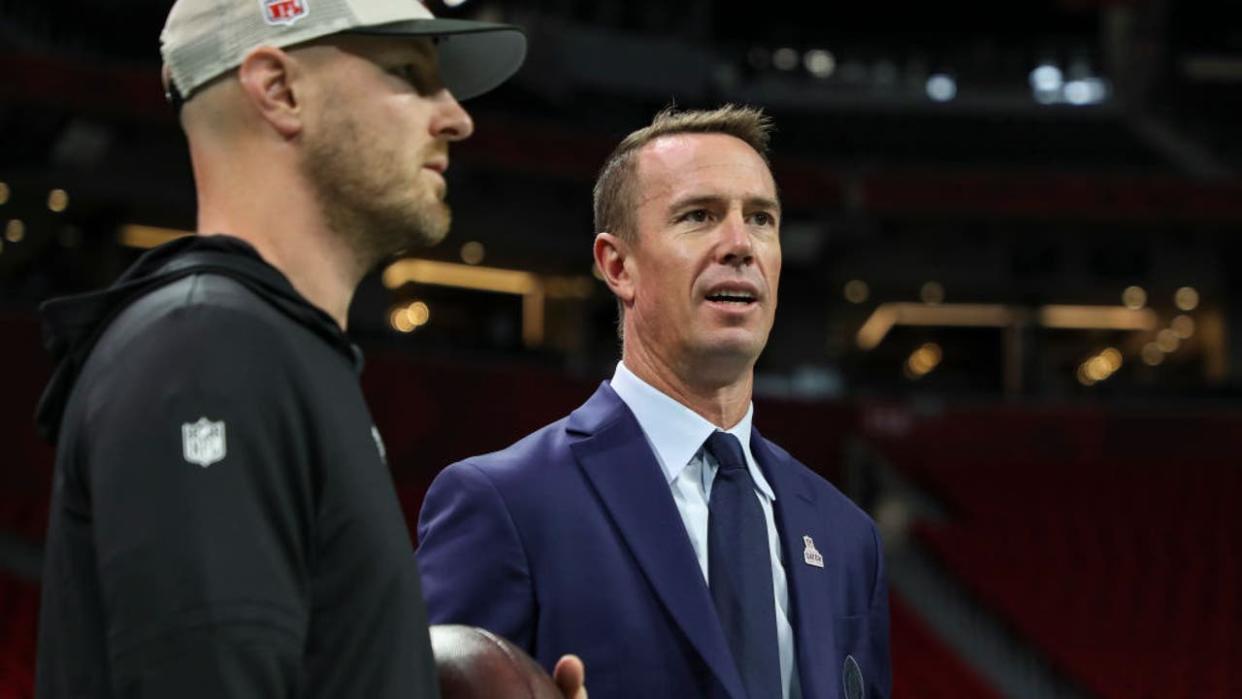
[431,90,475,142]
[718,213,754,266]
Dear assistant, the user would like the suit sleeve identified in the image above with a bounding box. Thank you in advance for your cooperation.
[867,524,893,699]
[81,304,316,698]
[415,461,536,652]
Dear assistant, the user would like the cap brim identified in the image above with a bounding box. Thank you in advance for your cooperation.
[350,19,526,100]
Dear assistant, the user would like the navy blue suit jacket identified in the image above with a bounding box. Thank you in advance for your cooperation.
[417,383,891,699]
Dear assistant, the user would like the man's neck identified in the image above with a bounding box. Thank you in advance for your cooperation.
[194,163,361,330]
[621,342,754,430]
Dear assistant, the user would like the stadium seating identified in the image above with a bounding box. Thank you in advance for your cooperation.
[8,313,1236,698]
[872,406,1242,699]
[0,573,37,699]
[890,593,1001,699]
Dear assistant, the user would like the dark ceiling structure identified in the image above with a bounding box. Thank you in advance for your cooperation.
[2,0,1241,399]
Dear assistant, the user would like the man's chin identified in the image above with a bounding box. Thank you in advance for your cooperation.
[418,202,452,245]
[393,202,452,250]
[692,330,767,370]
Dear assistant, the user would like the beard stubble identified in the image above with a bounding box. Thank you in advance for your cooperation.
[301,109,452,274]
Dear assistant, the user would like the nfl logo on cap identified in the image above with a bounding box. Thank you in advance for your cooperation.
[263,0,308,26]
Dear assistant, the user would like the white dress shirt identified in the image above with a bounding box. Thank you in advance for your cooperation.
[611,362,801,699]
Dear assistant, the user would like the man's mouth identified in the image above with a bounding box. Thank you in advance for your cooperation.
[704,284,760,306]
[705,291,756,305]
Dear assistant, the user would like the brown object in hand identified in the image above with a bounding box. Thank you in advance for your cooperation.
[431,624,562,699]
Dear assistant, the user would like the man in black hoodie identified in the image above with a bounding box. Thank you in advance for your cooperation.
[32,1,583,698]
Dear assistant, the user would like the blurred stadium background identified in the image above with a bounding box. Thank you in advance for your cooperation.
[2,0,1241,696]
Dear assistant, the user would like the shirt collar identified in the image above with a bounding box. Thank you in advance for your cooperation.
[610,361,775,500]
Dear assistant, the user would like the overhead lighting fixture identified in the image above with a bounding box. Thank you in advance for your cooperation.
[1030,63,1109,105]
[1156,328,1180,353]
[857,303,1013,350]
[843,279,869,304]
[1121,285,1147,310]
[1172,314,1195,339]
[48,188,69,213]
[1099,347,1123,372]
[383,258,538,295]
[388,300,431,333]
[1063,77,1109,105]
[859,302,1158,350]
[804,49,836,78]
[1078,347,1123,386]
[1029,64,1063,95]
[407,301,430,326]
[1141,342,1165,366]
[926,73,957,102]
[5,219,25,243]
[773,47,799,71]
[120,224,190,248]
[383,259,589,348]
[0,182,9,206]
[1174,286,1199,311]
[389,306,415,334]
[383,258,544,345]
[1038,305,1157,331]
[460,240,485,265]
[904,342,943,379]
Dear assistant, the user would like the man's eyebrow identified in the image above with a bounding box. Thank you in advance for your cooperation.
[746,195,782,213]
[667,194,783,214]
[667,194,726,212]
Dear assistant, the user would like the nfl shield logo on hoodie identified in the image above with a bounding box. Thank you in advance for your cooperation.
[182,417,227,468]
[262,0,308,26]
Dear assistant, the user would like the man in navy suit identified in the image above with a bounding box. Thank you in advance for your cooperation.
[417,105,891,699]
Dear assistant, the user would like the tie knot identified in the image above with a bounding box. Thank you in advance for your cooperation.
[705,430,748,474]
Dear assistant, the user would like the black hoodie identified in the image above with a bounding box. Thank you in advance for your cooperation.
[35,235,439,698]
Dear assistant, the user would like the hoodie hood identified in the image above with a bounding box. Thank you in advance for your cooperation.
[36,234,357,442]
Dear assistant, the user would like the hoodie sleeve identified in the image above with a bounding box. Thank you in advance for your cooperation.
[76,302,316,698]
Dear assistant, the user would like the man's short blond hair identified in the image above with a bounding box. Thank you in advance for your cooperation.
[592,104,773,242]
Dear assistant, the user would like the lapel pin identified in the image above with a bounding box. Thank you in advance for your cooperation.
[802,535,824,568]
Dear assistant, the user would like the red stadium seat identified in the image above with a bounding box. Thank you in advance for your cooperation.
[0,573,38,699]
[872,406,1242,699]
[890,594,1002,699]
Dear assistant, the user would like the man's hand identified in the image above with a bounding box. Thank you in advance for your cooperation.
[553,654,587,699]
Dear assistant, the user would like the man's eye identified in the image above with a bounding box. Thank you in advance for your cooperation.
[679,209,710,223]
[389,65,417,84]
[388,65,437,94]
[751,212,776,226]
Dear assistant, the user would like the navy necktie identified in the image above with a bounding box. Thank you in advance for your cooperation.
[705,430,782,699]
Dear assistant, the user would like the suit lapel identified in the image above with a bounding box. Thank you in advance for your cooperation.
[752,430,837,699]
[569,384,747,699]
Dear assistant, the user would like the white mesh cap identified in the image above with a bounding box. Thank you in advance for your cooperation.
[160,0,526,102]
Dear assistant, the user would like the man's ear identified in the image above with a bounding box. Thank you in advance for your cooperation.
[593,232,635,305]
[237,46,304,138]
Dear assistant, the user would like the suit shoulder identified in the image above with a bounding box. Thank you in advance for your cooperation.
[448,415,575,480]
